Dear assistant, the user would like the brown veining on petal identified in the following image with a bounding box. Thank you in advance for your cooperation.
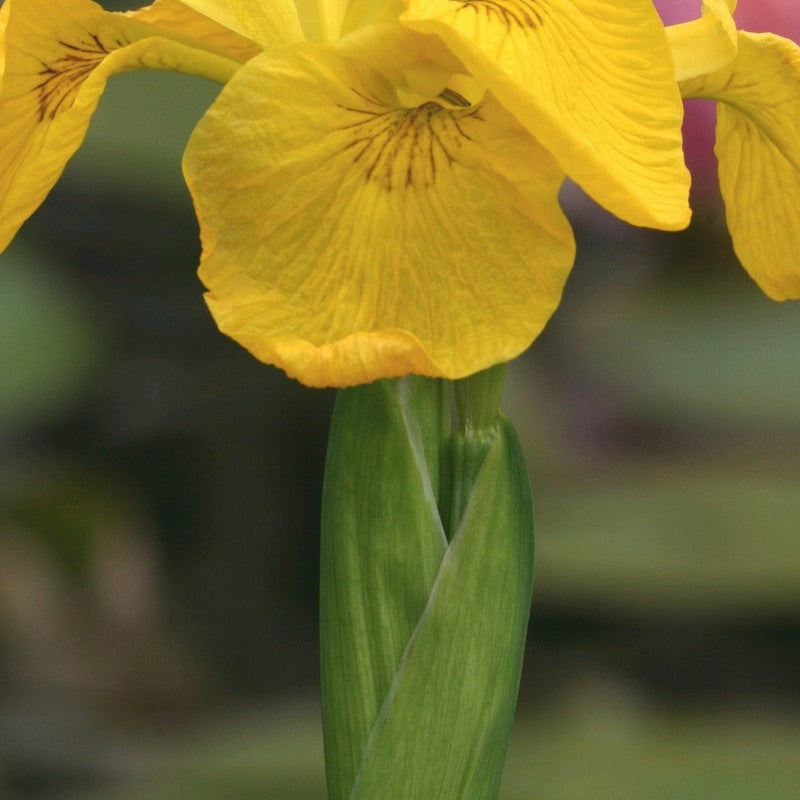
[450,0,545,29]
[336,91,483,191]
[33,32,128,122]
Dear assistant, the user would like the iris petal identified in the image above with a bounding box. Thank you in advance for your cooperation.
[666,0,737,81]
[401,0,691,230]
[682,32,800,299]
[130,0,261,61]
[176,0,305,48]
[183,43,575,387]
[0,0,243,253]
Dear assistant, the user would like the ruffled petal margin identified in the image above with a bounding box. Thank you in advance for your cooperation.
[401,0,691,230]
[0,0,247,253]
[682,32,800,300]
[183,43,575,387]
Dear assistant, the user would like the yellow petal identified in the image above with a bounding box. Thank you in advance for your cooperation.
[336,22,469,104]
[666,0,738,82]
[0,0,242,253]
[226,0,305,47]
[291,0,324,42]
[177,0,305,48]
[683,32,800,300]
[0,1,9,75]
[183,44,575,387]
[311,0,349,42]
[279,0,403,44]
[341,0,405,38]
[681,32,800,174]
[130,0,261,62]
[717,108,800,300]
[153,0,247,38]
[401,0,691,230]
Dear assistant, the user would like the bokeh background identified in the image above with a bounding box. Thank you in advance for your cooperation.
[1,1,799,797]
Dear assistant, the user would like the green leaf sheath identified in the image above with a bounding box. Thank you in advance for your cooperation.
[320,379,449,800]
[320,375,534,800]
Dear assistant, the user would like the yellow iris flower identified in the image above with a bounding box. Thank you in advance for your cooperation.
[3,0,791,388]
[668,0,800,302]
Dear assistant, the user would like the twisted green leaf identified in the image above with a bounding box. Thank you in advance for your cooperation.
[320,375,533,800]
[320,378,449,800]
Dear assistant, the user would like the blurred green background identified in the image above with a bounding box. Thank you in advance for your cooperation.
[1,2,799,798]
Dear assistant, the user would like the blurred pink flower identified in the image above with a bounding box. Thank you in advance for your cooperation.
[734,1,800,38]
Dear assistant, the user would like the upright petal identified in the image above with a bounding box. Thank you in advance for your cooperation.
[336,22,469,103]
[227,0,305,47]
[401,0,691,230]
[682,32,800,299]
[184,43,575,387]
[666,0,738,81]
[341,0,406,38]
[177,0,305,48]
[130,0,261,62]
[0,0,244,253]
[155,0,249,38]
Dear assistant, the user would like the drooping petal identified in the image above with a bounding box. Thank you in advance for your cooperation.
[682,32,800,299]
[183,43,575,387]
[401,0,691,230]
[666,0,738,81]
[0,0,244,253]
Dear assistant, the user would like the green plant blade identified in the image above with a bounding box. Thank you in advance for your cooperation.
[320,378,448,800]
[349,416,534,800]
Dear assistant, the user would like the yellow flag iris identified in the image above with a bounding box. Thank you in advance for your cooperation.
[668,0,800,301]
[1,0,695,386]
